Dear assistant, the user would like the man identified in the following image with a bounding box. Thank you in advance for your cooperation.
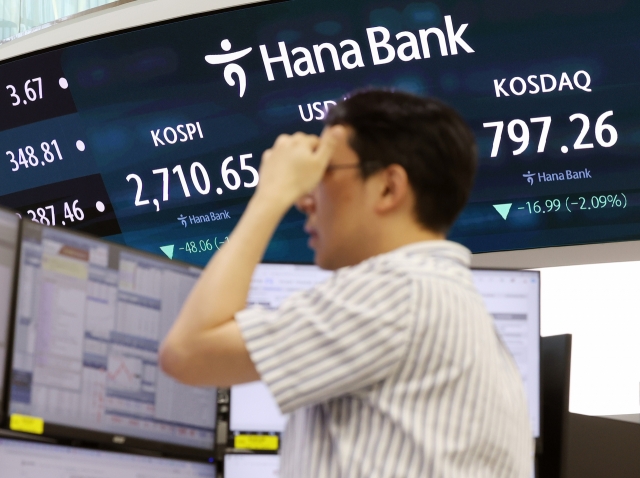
[160,90,532,477]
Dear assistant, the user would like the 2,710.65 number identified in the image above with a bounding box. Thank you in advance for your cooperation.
[126,154,258,208]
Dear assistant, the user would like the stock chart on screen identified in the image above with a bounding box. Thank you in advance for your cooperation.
[8,221,216,453]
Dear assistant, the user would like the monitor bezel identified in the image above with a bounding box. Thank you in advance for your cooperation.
[0,0,286,66]
[2,219,215,461]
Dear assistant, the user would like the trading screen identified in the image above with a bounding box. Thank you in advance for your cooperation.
[245,263,333,309]
[230,264,332,433]
[225,454,280,478]
[471,269,541,438]
[231,381,287,434]
[0,209,20,413]
[0,438,215,478]
[8,222,216,450]
[0,0,638,265]
[232,264,540,438]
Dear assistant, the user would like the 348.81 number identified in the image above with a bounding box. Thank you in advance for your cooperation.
[7,140,63,171]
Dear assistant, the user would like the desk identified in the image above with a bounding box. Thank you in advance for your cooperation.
[599,414,640,425]
[565,413,640,478]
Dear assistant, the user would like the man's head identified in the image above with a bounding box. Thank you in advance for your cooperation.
[296,89,477,270]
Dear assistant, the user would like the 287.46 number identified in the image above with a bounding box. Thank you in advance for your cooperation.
[27,200,84,226]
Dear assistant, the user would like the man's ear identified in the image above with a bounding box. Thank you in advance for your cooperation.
[374,164,411,214]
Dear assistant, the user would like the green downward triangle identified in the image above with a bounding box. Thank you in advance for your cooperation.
[493,203,512,220]
[160,245,175,260]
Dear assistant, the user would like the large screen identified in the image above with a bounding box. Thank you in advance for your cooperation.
[8,221,216,454]
[0,0,638,265]
[0,437,215,477]
[231,264,540,438]
[0,208,20,417]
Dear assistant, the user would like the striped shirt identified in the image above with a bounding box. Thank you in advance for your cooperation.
[236,241,532,478]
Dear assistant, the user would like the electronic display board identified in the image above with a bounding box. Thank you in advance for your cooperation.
[7,220,216,458]
[0,0,639,265]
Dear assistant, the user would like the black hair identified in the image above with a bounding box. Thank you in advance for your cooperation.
[325,89,477,233]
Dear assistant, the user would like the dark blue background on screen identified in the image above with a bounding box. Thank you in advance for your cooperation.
[0,0,639,265]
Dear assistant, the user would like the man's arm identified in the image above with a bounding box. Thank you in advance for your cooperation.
[159,129,340,387]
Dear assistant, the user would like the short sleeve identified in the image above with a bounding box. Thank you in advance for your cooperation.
[235,268,412,414]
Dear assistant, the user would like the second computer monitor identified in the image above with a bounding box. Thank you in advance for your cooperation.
[230,264,332,434]
[224,453,280,478]
[0,208,20,421]
[471,269,541,438]
[7,221,216,456]
[0,437,215,477]
[231,264,541,440]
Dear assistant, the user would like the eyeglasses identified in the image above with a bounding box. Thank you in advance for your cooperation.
[325,163,360,172]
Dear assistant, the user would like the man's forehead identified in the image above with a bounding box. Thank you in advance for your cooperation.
[328,127,358,161]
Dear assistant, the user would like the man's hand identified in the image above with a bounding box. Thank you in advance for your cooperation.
[256,127,342,206]
[159,126,342,387]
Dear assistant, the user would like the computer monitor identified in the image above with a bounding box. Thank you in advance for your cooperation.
[0,437,215,477]
[471,269,541,439]
[230,381,287,434]
[245,264,334,310]
[230,264,541,441]
[224,453,280,478]
[0,208,20,421]
[230,264,332,435]
[539,334,572,477]
[7,220,216,458]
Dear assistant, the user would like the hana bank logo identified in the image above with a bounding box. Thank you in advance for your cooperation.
[205,39,252,98]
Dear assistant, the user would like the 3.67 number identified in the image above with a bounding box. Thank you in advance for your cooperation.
[6,78,43,106]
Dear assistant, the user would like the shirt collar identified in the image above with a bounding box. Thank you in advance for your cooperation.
[385,240,471,267]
